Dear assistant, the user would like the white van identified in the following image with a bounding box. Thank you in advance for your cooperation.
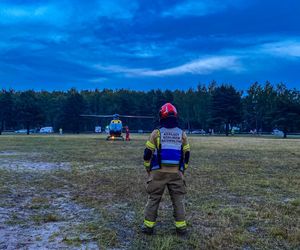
[95,126,102,133]
[39,127,54,133]
[272,129,284,137]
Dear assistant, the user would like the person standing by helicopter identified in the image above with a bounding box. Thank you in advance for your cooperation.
[125,126,130,141]
[142,103,190,235]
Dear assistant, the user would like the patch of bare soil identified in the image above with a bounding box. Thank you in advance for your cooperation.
[0,158,100,249]
[0,151,20,156]
[0,185,100,249]
[0,159,71,172]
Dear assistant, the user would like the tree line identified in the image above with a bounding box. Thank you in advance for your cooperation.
[0,81,300,137]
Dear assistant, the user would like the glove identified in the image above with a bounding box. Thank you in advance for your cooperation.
[144,161,151,172]
[184,163,188,170]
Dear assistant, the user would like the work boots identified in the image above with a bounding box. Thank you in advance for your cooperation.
[176,227,187,236]
[141,225,154,235]
[141,225,187,236]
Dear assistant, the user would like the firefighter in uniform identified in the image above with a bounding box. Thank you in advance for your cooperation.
[142,103,190,235]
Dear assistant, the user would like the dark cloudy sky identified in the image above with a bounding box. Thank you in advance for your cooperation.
[1,0,300,90]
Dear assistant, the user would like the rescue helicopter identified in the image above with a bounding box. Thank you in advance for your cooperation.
[80,114,154,140]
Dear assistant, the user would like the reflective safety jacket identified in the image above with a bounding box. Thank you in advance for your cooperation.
[144,127,190,173]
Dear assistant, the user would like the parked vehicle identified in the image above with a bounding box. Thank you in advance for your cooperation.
[39,127,54,133]
[192,129,206,135]
[95,126,102,133]
[14,129,35,134]
[15,129,28,134]
[231,126,240,132]
[272,129,284,137]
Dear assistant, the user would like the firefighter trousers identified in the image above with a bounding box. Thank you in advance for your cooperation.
[144,171,186,224]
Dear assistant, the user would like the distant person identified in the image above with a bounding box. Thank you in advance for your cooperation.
[125,126,130,141]
[250,129,257,135]
[142,103,190,235]
[59,128,63,135]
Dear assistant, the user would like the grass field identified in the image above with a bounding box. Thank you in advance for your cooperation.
[0,134,299,249]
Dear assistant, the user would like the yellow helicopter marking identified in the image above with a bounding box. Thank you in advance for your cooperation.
[111,119,122,124]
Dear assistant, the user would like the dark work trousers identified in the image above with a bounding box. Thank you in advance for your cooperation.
[144,171,186,223]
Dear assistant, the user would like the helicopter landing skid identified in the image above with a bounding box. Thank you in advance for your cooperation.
[106,135,125,141]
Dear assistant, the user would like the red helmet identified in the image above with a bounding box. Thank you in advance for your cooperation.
[159,103,178,119]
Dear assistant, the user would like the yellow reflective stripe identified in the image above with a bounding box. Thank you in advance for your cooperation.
[146,141,155,150]
[144,219,156,228]
[175,220,187,228]
[184,163,188,169]
[183,144,190,151]
[144,161,150,167]
[156,130,160,148]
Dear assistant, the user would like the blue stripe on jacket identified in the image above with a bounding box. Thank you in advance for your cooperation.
[161,149,181,163]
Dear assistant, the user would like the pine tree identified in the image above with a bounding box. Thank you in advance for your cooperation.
[16,90,44,134]
[0,90,15,134]
[61,88,85,133]
[272,84,300,138]
[211,85,242,136]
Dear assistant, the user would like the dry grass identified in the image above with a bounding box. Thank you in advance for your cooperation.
[0,134,299,249]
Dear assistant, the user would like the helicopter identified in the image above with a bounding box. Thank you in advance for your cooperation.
[80,113,154,140]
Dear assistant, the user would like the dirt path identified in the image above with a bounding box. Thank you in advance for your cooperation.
[0,153,100,249]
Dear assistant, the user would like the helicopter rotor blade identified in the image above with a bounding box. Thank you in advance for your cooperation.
[80,115,114,118]
[119,115,154,119]
[81,114,155,119]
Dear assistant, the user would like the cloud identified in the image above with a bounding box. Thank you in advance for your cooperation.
[92,37,300,80]
[141,56,242,76]
[162,0,248,17]
[95,55,242,77]
[260,40,300,58]
[0,2,68,25]
[1,0,300,90]
[162,1,224,17]
[96,0,138,19]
